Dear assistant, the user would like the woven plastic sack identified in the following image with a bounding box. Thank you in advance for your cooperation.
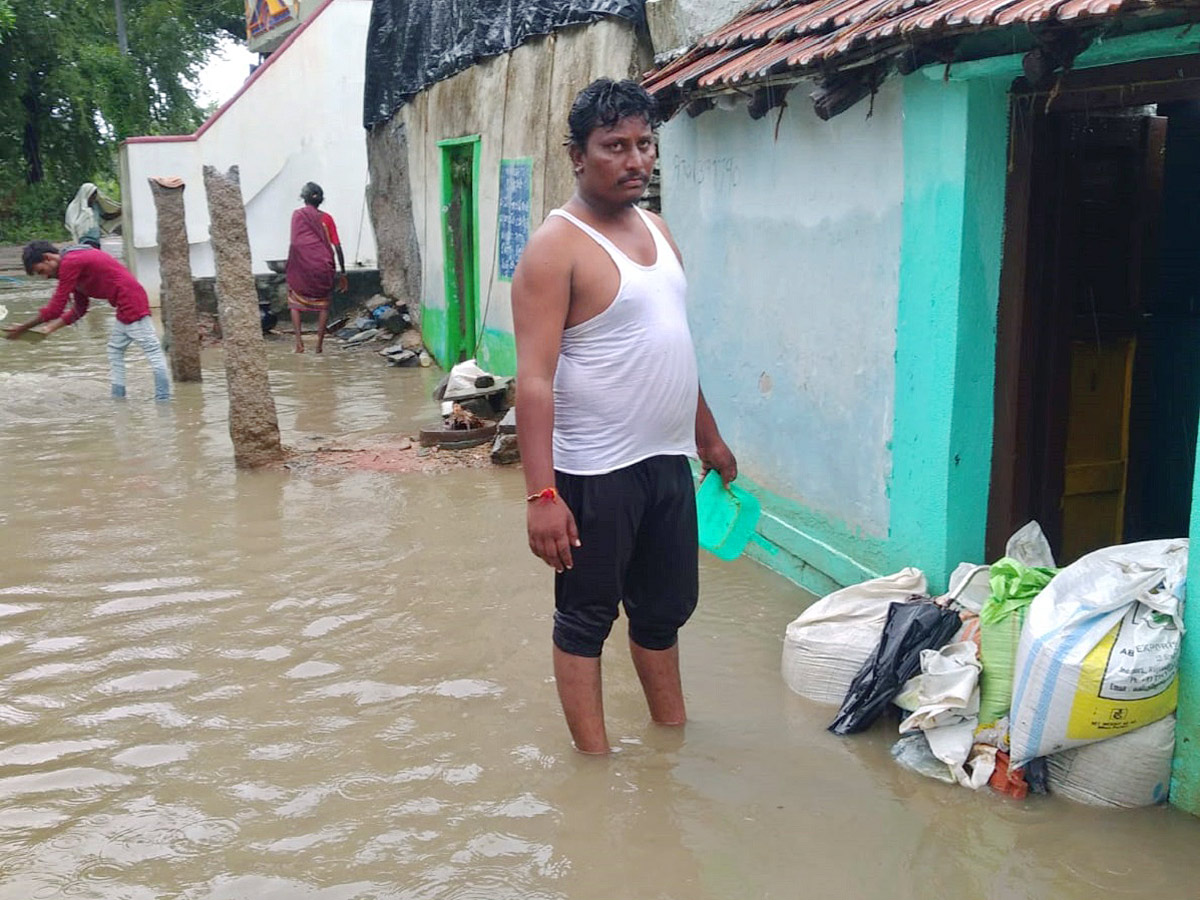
[1009,539,1187,768]
[977,558,1056,727]
[1047,715,1175,808]
[781,568,926,705]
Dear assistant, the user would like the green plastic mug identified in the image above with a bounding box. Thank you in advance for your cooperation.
[696,475,776,560]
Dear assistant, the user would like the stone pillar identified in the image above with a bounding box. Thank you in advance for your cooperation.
[149,178,202,382]
[201,165,284,469]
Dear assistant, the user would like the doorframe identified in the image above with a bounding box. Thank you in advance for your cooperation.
[438,134,482,363]
[943,28,1200,819]
[986,54,1200,559]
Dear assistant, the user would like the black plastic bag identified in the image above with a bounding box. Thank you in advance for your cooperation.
[828,601,962,736]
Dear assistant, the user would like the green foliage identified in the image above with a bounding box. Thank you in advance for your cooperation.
[0,1,14,40]
[0,0,243,238]
[0,183,70,244]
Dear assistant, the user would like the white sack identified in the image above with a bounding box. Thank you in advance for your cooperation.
[898,642,981,735]
[781,568,927,705]
[1009,539,1187,768]
[945,563,991,614]
[1047,715,1176,808]
[1005,520,1057,569]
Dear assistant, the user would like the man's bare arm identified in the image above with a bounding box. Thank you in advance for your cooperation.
[696,388,737,485]
[512,225,581,572]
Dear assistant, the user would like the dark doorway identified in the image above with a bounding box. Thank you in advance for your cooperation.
[988,58,1200,564]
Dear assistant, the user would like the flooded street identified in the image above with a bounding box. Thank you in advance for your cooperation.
[2,278,1200,900]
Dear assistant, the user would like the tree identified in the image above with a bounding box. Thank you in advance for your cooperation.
[0,1,14,41]
[0,0,242,194]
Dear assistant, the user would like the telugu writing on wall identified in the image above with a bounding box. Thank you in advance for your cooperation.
[497,158,534,281]
[672,155,740,191]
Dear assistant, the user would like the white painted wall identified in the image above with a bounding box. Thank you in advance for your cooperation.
[660,80,904,535]
[120,0,377,305]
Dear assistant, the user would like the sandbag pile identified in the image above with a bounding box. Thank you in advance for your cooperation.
[780,525,1189,809]
[781,568,926,705]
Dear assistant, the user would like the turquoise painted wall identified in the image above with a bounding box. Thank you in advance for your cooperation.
[661,73,1010,595]
[910,22,1200,814]
[1172,441,1200,812]
[660,79,906,588]
[422,309,516,376]
[422,305,452,371]
[670,21,1200,815]
[478,327,516,377]
[890,75,1010,588]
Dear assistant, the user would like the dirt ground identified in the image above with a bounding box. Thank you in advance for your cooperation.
[284,432,497,474]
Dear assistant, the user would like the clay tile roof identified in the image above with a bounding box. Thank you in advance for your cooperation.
[643,0,1200,101]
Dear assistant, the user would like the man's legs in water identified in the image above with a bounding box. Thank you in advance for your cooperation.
[630,640,686,725]
[553,646,609,753]
[107,321,131,398]
[552,640,684,752]
[128,317,171,400]
[625,457,697,728]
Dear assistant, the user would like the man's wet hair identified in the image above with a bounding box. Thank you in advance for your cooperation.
[567,79,660,149]
[22,240,58,274]
[301,182,324,206]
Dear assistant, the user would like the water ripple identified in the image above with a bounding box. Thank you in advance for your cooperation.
[0,767,131,799]
[95,669,200,695]
[0,740,117,767]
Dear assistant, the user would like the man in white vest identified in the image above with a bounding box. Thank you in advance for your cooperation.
[512,78,737,754]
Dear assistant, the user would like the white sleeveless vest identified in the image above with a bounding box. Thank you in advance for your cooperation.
[549,206,699,475]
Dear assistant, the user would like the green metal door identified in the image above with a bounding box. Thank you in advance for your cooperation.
[439,137,480,364]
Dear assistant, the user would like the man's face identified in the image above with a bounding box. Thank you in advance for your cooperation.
[31,254,60,279]
[573,115,656,205]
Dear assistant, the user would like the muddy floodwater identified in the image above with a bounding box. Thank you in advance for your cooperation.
[2,277,1200,900]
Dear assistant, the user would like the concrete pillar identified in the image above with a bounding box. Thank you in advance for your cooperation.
[201,165,284,469]
[149,178,202,383]
[889,75,1011,591]
[1170,441,1200,814]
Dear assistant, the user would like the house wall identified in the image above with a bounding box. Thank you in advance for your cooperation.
[660,81,905,591]
[367,18,649,374]
[919,23,1200,822]
[646,5,1200,816]
[119,0,377,306]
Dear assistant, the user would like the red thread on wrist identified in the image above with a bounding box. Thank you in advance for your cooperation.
[525,487,558,504]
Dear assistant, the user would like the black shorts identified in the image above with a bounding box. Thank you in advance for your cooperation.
[553,455,699,657]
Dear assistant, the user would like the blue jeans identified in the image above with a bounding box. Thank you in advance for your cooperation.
[108,316,171,400]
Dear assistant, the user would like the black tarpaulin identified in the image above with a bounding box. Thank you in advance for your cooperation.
[363,0,645,129]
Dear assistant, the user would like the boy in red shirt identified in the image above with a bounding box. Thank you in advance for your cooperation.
[5,241,171,400]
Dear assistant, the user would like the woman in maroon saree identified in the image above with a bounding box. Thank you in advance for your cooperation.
[285,182,346,353]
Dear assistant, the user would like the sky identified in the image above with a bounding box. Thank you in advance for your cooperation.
[195,37,260,110]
